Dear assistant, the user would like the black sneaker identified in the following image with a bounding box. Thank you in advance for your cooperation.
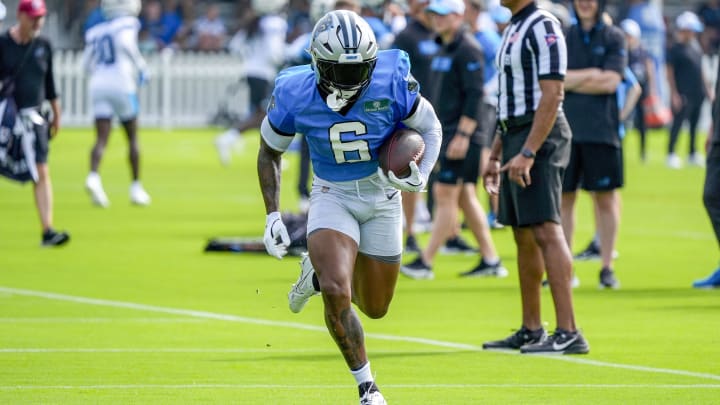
[359,381,386,405]
[404,235,420,254]
[441,236,478,255]
[459,258,509,278]
[483,326,547,350]
[599,267,620,289]
[41,229,70,247]
[520,328,589,355]
[400,257,434,280]
[573,240,601,261]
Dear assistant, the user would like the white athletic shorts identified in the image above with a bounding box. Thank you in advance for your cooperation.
[90,88,139,121]
[308,173,403,263]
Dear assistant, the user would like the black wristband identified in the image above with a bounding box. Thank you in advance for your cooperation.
[457,130,471,138]
[521,148,536,159]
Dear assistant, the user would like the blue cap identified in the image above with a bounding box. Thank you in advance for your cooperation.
[426,0,465,16]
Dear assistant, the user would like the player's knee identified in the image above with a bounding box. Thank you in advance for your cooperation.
[361,302,389,319]
[318,278,351,303]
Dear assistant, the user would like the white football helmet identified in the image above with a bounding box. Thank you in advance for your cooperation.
[101,0,141,18]
[252,0,288,15]
[310,10,378,103]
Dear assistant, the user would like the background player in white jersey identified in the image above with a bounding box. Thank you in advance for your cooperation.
[215,0,288,166]
[83,0,150,207]
[257,11,441,404]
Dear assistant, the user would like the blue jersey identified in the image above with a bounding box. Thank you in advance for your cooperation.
[268,50,419,182]
[474,29,501,84]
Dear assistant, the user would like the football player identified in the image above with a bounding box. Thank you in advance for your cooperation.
[83,0,150,207]
[257,10,441,405]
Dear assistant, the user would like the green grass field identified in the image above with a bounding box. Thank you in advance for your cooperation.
[1,126,718,404]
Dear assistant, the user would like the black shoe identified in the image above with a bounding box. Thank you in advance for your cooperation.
[441,236,478,255]
[459,258,509,278]
[483,326,547,350]
[520,328,589,355]
[405,235,420,254]
[41,229,70,247]
[400,257,434,280]
[359,381,386,405]
[573,240,601,261]
[599,267,620,289]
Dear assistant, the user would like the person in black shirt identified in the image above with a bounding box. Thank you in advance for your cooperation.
[562,0,626,289]
[401,0,505,280]
[666,11,712,168]
[0,0,68,246]
[392,0,438,254]
[693,50,720,288]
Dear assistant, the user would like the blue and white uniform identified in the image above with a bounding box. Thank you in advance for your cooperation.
[83,15,147,121]
[261,49,441,260]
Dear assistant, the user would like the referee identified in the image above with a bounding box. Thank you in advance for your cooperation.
[482,0,588,354]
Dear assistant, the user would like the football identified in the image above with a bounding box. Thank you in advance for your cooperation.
[378,128,425,178]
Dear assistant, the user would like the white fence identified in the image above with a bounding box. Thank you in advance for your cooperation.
[54,49,248,129]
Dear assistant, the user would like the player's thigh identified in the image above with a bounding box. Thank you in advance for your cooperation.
[352,253,399,319]
[115,93,139,122]
[307,229,358,295]
[579,144,624,191]
[90,89,114,120]
[358,190,403,261]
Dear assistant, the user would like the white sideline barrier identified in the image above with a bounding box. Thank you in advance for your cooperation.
[54,49,248,129]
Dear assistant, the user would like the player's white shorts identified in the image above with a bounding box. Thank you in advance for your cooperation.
[308,173,402,263]
[90,88,139,121]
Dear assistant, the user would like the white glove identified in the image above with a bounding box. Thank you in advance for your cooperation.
[263,211,290,259]
[376,161,426,192]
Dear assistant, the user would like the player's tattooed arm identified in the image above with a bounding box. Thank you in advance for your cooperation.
[257,138,283,214]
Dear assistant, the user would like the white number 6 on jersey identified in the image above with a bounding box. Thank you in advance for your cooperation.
[329,122,371,164]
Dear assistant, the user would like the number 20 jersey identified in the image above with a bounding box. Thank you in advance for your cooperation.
[84,16,146,94]
[266,49,420,182]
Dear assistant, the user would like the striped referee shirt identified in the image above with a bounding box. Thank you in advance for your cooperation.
[496,3,566,121]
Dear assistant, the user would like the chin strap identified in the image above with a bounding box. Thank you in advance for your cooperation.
[325,87,359,112]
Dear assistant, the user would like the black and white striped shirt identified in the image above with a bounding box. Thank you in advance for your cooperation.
[496,3,566,121]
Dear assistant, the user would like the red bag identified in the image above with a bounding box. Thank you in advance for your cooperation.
[643,93,672,128]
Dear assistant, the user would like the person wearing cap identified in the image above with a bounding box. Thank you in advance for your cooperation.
[401,0,506,280]
[666,11,712,169]
[392,0,438,254]
[0,0,69,246]
[561,0,627,290]
[482,0,588,354]
[619,18,656,162]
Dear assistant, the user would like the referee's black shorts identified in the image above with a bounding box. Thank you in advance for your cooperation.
[498,113,571,227]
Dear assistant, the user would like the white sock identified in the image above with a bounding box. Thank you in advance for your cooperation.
[87,171,100,181]
[224,128,240,141]
[484,256,500,266]
[131,180,142,188]
[350,362,373,385]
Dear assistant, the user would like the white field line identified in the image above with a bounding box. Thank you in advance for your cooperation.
[0,317,210,323]
[0,384,719,391]
[1,286,719,383]
[0,348,454,354]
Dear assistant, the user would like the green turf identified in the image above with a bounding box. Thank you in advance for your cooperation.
[0,126,718,404]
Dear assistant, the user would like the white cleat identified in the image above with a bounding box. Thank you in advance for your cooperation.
[214,129,240,166]
[666,153,683,169]
[288,253,320,313]
[130,182,152,206]
[85,173,110,208]
[360,389,387,405]
[688,153,705,167]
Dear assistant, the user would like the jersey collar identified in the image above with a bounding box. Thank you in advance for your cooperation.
[510,2,538,24]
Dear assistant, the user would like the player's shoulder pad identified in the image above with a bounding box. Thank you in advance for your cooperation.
[375,49,418,92]
[273,65,316,108]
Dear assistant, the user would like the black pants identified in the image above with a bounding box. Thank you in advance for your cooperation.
[704,144,720,249]
[668,95,704,155]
